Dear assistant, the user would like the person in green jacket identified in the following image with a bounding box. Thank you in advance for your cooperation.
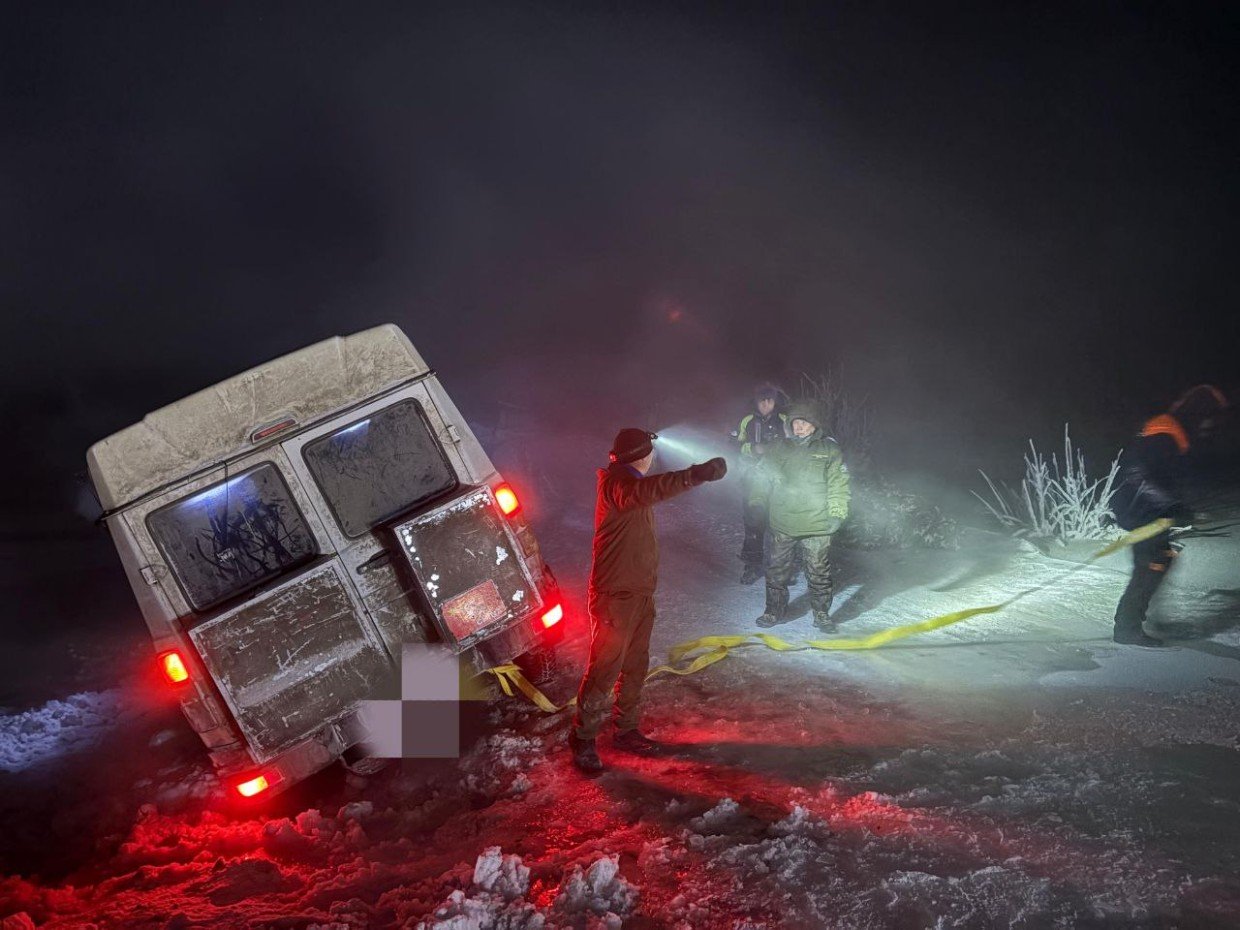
[750,402,851,632]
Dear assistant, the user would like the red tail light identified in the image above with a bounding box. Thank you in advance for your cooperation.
[249,416,298,443]
[540,603,564,629]
[160,650,189,684]
[494,483,521,516]
[235,771,280,798]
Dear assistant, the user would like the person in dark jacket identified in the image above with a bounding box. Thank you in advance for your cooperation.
[735,382,790,585]
[749,402,850,632]
[569,428,727,773]
[1110,384,1229,646]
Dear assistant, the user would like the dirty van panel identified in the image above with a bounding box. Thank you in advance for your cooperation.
[393,488,539,647]
[303,399,458,538]
[288,394,464,657]
[350,555,434,656]
[147,463,318,612]
[188,561,390,760]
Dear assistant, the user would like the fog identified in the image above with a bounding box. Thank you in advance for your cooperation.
[4,4,1237,539]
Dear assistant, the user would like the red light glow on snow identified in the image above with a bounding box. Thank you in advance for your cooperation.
[2,665,1178,927]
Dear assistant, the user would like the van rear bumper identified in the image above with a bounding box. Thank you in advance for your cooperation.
[468,615,542,673]
[224,712,366,799]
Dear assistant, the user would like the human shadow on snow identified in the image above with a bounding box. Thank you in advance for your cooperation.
[1154,587,1240,651]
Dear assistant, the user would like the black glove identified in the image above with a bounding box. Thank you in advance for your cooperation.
[823,516,844,535]
[689,457,728,484]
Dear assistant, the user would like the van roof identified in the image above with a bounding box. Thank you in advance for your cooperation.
[87,324,429,511]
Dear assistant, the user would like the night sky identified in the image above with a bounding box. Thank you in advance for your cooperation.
[4,1,1238,532]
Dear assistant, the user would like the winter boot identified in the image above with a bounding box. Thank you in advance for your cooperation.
[809,592,835,633]
[756,586,789,627]
[569,733,604,774]
[811,610,837,634]
[613,729,664,755]
[740,564,762,586]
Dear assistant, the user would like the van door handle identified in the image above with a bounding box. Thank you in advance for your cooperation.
[356,550,392,575]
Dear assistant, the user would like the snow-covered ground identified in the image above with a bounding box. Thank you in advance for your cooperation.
[2,474,1239,928]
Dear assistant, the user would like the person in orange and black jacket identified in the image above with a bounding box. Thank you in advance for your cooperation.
[734,382,790,585]
[569,428,727,773]
[1110,384,1229,646]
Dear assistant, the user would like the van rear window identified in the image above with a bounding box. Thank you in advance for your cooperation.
[303,400,457,538]
[148,463,317,612]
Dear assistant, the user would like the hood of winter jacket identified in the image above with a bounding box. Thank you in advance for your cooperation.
[784,402,822,437]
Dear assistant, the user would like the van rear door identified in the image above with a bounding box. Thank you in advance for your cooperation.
[281,389,463,658]
[138,457,391,762]
[389,487,542,650]
[187,561,388,760]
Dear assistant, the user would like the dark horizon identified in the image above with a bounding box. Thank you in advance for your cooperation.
[4,2,1238,531]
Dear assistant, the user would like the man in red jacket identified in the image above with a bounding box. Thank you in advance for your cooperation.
[569,428,727,773]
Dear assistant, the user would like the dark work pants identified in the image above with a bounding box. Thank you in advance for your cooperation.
[573,592,656,740]
[765,531,834,617]
[1114,531,1176,633]
[740,500,768,568]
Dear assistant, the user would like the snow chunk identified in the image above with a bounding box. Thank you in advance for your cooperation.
[508,774,532,795]
[461,734,542,795]
[337,801,374,822]
[771,804,817,836]
[473,847,531,901]
[417,851,538,930]
[418,888,545,930]
[689,797,744,834]
[0,691,121,772]
[637,838,674,869]
[553,854,639,919]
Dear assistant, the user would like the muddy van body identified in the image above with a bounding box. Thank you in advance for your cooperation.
[87,324,563,797]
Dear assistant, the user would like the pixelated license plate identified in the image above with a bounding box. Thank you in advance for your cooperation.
[441,579,508,641]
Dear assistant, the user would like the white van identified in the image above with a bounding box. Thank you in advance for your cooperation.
[87,325,565,798]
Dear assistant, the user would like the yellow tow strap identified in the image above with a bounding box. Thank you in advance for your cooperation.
[487,661,567,713]
[486,518,1172,713]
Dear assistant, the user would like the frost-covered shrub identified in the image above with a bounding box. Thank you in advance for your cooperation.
[798,369,873,469]
[842,476,959,550]
[974,425,1122,542]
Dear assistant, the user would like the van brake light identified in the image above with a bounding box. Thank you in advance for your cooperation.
[160,650,190,684]
[235,771,281,797]
[494,484,521,516]
[250,417,298,443]
[540,603,563,629]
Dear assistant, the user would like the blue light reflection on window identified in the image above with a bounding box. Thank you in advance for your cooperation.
[187,473,258,510]
[148,463,317,612]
